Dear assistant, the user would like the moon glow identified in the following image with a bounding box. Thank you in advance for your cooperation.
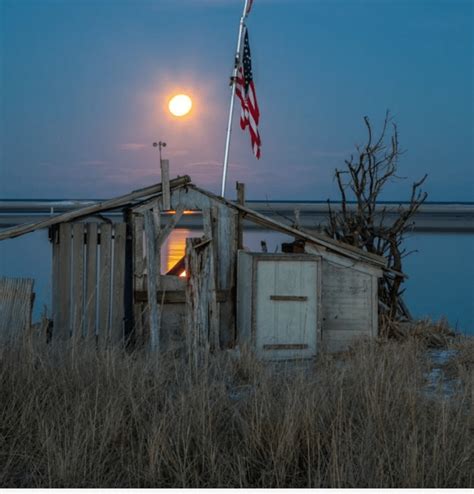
[168,94,193,117]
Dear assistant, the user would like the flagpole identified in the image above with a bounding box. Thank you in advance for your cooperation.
[221,0,250,198]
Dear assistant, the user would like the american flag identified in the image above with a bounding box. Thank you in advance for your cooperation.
[235,27,261,159]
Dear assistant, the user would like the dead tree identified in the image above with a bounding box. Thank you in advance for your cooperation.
[325,112,427,333]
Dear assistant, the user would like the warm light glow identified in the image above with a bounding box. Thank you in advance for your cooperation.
[161,229,201,274]
[168,94,192,117]
[179,270,187,278]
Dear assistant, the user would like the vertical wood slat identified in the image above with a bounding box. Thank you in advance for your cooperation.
[185,238,199,367]
[57,223,72,340]
[123,210,135,345]
[133,214,145,345]
[144,207,160,351]
[71,223,85,340]
[85,223,98,340]
[161,159,171,210]
[0,277,34,343]
[203,210,219,351]
[185,237,216,366]
[98,223,112,346]
[236,182,245,250]
[51,226,60,337]
[111,223,126,345]
[212,205,238,347]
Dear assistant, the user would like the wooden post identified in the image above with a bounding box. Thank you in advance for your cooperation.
[51,225,60,339]
[111,223,126,345]
[85,223,98,341]
[71,223,85,341]
[123,209,135,346]
[161,159,171,211]
[98,224,112,347]
[203,210,219,351]
[294,208,300,229]
[185,238,199,368]
[144,206,161,352]
[212,205,238,347]
[185,237,214,367]
[57,223,72,340]
[132,213,145,346]
[236,182,245,249]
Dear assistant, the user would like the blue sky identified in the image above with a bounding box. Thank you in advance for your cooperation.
[1,0,472,200]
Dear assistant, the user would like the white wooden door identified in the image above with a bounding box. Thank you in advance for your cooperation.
[255,258,319,360]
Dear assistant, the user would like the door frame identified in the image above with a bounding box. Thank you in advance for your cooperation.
[250,253,322,358]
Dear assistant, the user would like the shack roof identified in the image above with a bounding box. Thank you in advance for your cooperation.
[0,175,388,270]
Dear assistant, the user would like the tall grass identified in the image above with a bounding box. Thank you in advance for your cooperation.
[0,337,472,487]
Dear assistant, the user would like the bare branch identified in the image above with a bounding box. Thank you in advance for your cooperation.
[324,111,428,332]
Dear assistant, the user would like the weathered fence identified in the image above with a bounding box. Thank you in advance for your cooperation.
[0,276,34,343]
[51,222,126,345]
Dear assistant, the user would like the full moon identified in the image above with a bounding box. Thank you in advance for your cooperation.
[168,94,192,117]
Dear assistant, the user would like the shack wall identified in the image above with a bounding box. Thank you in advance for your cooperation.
[320,258,378,352]
[304,243,380,352]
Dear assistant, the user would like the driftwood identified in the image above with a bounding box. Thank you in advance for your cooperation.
[325,112,427,332]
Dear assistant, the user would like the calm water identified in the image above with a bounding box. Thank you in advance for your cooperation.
[0,229,472,334]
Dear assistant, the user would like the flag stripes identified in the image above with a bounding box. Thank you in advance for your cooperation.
[235,27,261,159]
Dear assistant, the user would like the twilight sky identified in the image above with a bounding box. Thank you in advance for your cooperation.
[1,0,472,201]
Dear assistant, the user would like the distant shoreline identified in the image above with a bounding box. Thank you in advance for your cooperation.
[1,201,474,232]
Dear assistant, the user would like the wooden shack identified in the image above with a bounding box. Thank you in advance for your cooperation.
[0,175,388,357]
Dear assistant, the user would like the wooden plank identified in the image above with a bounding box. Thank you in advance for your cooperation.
[144,209,160,352]
[185,237,209,367]
[51,226,60,337]
[270,295,308,302]
[111,223,126,345]
[212,205,238,347]
[0,175,191,241]
[132,213,145,345]
[0,277,34,343]
[71,223,85,340]
[161,159,171,210]
[123,210,134,345]
[203,209,219,351]
[263,344,308,350]
[236,251,254,346]
[57,223,72,340]
[98,223,112,346]
[236,182,245,249]
[85,223,98,340]
[134,289,228,304]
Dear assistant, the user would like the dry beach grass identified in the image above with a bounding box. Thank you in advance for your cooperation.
[0,334,472,488]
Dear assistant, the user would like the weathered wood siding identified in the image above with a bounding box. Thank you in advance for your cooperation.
[304,243,381,353]
[320,259,377,352]
[0,276,34,342]
[236,250,253,347]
